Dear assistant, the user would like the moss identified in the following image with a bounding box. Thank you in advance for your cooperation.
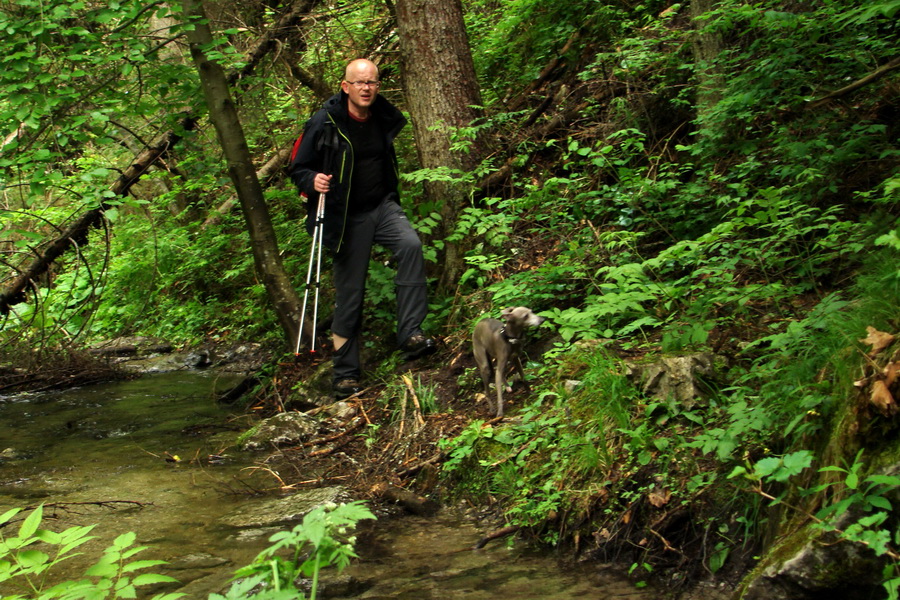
[236,423,261,448]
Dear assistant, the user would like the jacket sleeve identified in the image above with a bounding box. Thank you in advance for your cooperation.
[288,114,324,199]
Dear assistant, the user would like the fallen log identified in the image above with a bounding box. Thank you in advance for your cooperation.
[472,524,520,549]
[370,482,440,516]
[0,119,196,314]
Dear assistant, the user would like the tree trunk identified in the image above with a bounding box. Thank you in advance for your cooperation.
[0,3,321,325]
[394,0,483,292]
[0,120,197,315]
[183,0,303,346]
[690,0,723,121]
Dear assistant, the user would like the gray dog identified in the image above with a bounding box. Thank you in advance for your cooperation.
[472,306,545,418]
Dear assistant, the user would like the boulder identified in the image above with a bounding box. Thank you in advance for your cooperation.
[625,352,716,405]
[740,526,884,599]
[88,336,174,357]
[238,411,319,450]
[219,486,351,528]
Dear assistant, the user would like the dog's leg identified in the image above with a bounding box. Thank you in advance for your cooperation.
[494,350,509,418]
[473,347,496,414]
[512,355,529,391]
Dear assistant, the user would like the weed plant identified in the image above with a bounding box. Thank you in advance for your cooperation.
[0,502,374,600]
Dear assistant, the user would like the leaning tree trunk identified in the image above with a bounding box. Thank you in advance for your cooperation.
[394,0,483,293]
[183,0,304,346]
[0,1,321,323]
[690,0,724,124]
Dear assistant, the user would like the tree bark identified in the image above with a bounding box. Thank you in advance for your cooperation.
[0,2,324,325]
[690,0,723,120]
[806,56,900,109]
[394,0,483,292]
[183,0,303,345]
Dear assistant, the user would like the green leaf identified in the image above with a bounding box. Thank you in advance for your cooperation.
[16,549,49,568]
[122,559,167,573]
[85,561,118,578]
[0,508,21,525]
[753,457,782,478]
[866,495,893,511]
[114,531,137,548]
[18,505,43,540]
[132,573,179,585]
[727,465,748,479]
[34,529,61,544]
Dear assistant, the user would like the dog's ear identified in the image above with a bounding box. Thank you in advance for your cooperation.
[500,307,514,320]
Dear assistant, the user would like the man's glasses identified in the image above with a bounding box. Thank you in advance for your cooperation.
[346,80,380,89]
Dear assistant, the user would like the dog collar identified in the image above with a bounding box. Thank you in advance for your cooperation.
[499,326,522,345]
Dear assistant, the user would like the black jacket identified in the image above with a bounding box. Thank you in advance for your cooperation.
[288,91,407,253]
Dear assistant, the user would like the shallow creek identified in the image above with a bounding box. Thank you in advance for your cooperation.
[0,370,652,599]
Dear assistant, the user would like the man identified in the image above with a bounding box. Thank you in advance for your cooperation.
[289,58,436,399]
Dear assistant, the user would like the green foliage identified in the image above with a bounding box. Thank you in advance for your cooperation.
[441,349,642,533]
[218,502,375,600]
[0,505,181,600]
[0,502,374,600]
[730,449,900,599]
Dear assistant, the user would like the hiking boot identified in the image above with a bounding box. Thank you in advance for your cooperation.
[399,333,437,360]
[333,378,362,399]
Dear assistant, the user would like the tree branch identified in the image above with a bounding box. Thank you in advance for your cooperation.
[807,56,900,109]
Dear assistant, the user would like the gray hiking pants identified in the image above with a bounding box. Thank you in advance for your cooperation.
[331,199,428,383]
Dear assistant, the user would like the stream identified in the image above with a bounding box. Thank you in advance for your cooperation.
[0,369,653,599]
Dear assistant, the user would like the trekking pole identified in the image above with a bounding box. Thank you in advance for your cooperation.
[294,122,337,356]
[295,191,326,355]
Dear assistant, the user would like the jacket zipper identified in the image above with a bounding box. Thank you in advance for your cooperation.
[329,114,353,254]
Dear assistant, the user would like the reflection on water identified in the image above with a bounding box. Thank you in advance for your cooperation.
[0,371,652,599]
[338,512,651,600]
[0,371,268,595]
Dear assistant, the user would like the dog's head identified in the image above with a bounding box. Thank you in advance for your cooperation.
[501,306,545,329]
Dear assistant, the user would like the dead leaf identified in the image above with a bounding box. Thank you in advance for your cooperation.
[884,362,900,387]
[870,380,896,414]
[623,510,631,524]
[860,326,895,357]
[648,488,671,508]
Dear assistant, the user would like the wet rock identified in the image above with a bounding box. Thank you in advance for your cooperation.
[238,411,319,450]
[306,574,374,598]
[228,527,281,542]
[625,352,716,405]
[120,351,215,373]
[211,342,270,372]
[324,401,358,419]
[219,486,351,528]
[166,552,232,570]
[740,531,884,599]
[89,336,174,357]
[85,339,272,376]
[0,447,23,460]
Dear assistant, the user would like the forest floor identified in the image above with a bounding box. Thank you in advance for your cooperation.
[252,329,510,514]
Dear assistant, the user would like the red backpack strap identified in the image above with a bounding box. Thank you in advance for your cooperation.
[289,133,304,163]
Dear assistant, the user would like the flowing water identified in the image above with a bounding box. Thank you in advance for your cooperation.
[0,369,653,599]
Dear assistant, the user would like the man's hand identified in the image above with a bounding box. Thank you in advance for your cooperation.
[314,173,332,193]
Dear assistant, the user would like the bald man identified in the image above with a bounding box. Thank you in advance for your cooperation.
[289,59,435,398]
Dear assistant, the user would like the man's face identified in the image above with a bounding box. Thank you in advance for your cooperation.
[341,62,380,115]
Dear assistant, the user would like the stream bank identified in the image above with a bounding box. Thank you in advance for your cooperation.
[0,348,662,598]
